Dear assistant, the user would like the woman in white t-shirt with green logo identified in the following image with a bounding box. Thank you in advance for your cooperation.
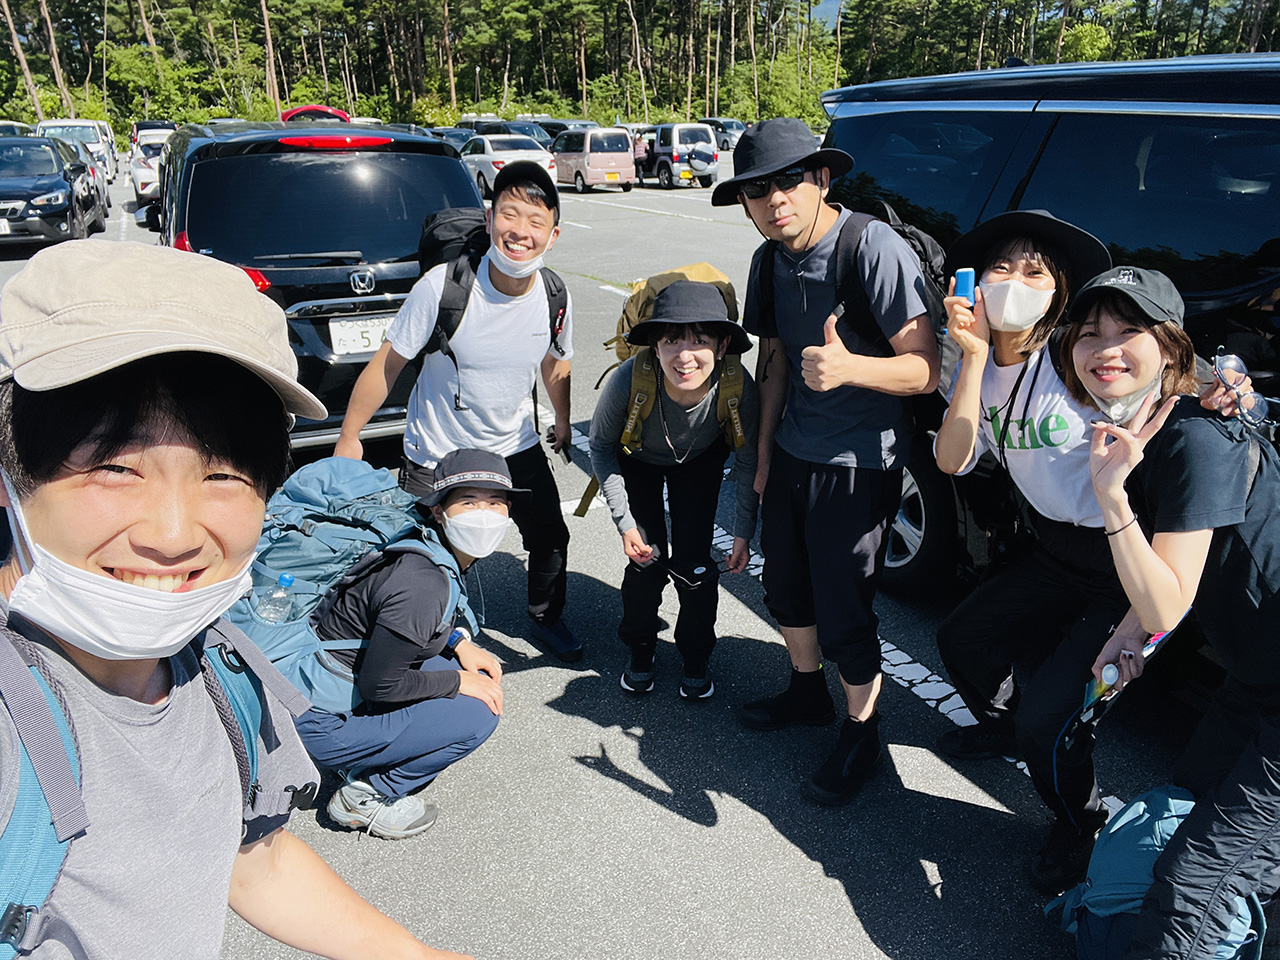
[931,211,1123,896]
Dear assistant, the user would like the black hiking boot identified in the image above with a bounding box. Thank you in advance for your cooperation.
[1026,817,1104,895]
[737,667,836,731]
[803,713,884,806]
[936,723,1020,761]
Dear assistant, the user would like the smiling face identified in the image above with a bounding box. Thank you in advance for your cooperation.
[1070,305,1165,402]
[980,243,1057,293]
[11,428,266,594]
[652,323,727,406]
[487,186,559,267]
[739,166,830,252]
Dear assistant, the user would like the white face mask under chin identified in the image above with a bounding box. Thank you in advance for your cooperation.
[979,278,1055,332]
[442,509,511,560]
[3,475,255,661]
[1085,366,1166,426]
[488,239,544,280]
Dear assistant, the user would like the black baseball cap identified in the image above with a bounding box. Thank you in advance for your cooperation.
[1068,267,1185,329]
[492,160,560,215]
[710,118,852,207]
[420,449,531,507]
[624,280,753,355]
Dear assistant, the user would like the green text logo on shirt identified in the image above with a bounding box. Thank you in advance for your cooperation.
[988,407,1074,450]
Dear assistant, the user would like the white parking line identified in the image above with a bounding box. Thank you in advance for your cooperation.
[563,197,718,224]
[598,284,630,298]
[562,220,593,229]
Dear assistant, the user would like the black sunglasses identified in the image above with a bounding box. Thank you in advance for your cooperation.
[739,165,809,200]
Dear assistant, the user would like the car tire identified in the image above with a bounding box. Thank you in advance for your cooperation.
[658,164,674,189]
[621,182,633,192]
[476,172,490,199]
[134,188,143,207]
[881,449,956,594]
[574,172,589,194]
[68,211,87,241]
[697,175,714,188]
[89,202,107,234]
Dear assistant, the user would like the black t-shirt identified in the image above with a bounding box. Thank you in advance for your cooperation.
[315,550,462,706]
[1127,398,1280,687]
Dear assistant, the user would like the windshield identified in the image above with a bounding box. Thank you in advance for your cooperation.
[678,127,713,145]
[722,120,745,132]
[591,132,631,153]
[508,122,549,140]
[0,144,58,177]
[490,136,542,152]
[40,125,99,145]
[184,151,479,265]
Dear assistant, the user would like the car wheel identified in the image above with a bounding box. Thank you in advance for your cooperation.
[104,190,112,209]
[89,202,107,234]
[134,189,143,207]
[476,172,490,199]
[697,175,714,188]
[881,451,956,594]
[658,164,673,189]
[68,211,87,241]
[621,182,633,192]
[574,172,589,194]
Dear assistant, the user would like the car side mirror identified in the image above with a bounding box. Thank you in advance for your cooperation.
[66,162,86,178]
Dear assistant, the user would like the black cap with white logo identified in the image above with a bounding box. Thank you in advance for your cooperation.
[1068,266,1185,329]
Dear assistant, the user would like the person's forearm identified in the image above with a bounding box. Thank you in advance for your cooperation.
[541,355,571,424]
[231,829,470,960]
[1097,496,1203,633]
[846,350,937,396]
[339,343,406,444]
[934,350,987,474]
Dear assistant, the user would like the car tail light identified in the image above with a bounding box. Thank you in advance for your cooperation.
[672,152,680,163]
[278,135,393,150]
[241,268,272,292]
[713,151,719,162]
[173,231,193,251]
[492,160,506,169]
[548,159,556,169]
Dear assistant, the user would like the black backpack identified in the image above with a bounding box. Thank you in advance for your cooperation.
[416,207,568,368]
[751,201,961,397]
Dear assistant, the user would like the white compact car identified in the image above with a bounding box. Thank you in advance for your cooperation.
[458,135,554,199]
[129,129,172,205]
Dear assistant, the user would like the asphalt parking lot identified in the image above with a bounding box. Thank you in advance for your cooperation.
[0,164,1211,960]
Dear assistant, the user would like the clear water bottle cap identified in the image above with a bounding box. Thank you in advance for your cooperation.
[277,573,295,588]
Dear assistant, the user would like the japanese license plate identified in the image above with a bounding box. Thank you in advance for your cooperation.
[329,316,392,356]
[606,172,619,181]
[0,220,10,235]
[680,170,692,179]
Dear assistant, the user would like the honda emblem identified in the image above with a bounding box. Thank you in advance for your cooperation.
[349,270,376,294]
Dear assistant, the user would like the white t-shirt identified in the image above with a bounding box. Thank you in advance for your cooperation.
[948,347,1103,527]
[387,254,574,467]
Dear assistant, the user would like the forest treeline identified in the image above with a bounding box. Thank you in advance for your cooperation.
[1,0,1276,136]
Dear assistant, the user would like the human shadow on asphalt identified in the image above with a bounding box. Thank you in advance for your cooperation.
[545,633,1077,960]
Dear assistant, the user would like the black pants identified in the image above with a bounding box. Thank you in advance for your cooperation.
[616,441,729,678]
[1124,678,1280,960]
[936,516,1128,830]
[759,445,901,687]
[401,444,569,623]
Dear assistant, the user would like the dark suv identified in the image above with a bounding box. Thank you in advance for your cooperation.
[0,136,99,243]
[158,123,482,448]
[821,53,1280,589]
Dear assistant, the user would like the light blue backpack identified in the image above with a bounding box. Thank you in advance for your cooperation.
[226,457,477,715]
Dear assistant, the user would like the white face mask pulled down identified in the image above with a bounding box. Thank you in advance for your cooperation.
[441,509,511,560]
[3,474,254,661]
[488,240,544,280]
[1085,364,1166,426]
[979,279,1056,332]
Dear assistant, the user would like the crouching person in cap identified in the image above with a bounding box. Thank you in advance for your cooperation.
[296,449,513,840]
[712,118,940,804]
[588,281,759,699]
[0,241,473,959]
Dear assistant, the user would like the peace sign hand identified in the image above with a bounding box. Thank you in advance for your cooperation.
[1088,393,1178,507]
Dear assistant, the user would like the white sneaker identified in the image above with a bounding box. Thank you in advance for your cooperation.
[327,779,438,840]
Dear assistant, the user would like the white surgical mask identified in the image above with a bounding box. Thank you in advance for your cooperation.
[1085,364,1166,426]
[442,508,510,560]
[4,474,254,661]
[488,240,544,280]
[979,279,1055,332]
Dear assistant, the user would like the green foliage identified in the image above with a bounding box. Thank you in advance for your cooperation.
[1060,22,1113,61]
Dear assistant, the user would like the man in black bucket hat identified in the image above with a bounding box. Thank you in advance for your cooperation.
[727,117,941,805]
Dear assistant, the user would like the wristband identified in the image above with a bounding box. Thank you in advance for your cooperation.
[444,627,471,653]
[1106,517,1138,536]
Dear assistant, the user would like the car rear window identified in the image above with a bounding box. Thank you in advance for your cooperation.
[490,136,542,151]
[591,132,631,152]
[183,151,478,265]
[678,127,712,145]
[40,125,99,145]
[827,109,1030,248]
[1019,112,1280,295]
[137,143,164,159]
[0,144,57,176]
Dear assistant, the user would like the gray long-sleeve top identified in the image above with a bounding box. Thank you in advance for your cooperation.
[589,356,760,540]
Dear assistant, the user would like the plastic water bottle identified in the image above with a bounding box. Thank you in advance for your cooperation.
[257,573,296,622]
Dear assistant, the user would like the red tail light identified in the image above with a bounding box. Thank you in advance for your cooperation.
[278,135,393,150]
[173,231,192,251]
[242,268,272,292]
[492,160,506,169]
[713,151,719,162]
[672,152,680,163]
[548,159,556,169]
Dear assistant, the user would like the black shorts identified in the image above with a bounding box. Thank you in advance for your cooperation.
[760,445,901,686]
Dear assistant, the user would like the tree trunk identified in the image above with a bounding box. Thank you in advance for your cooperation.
[748,0,759,116]
[1055,0,1070,61]
[381,10,400,102]
[0,0,43,120]
[136,0,163,80]
[685,28,693,121]
[205,20,233,107]
[704,8,711,116]
[277,46,290,104]
[442,0,457,108]
[975,5,987,69]
[626,0,650,122]
[260,0,282,118]
[864,7,879,82]
[578,17,589,117]
[501,43,511,110]
[713,0,722,113]
[39,0,75,116]
[317,18,330,100]
[833,0,842,88]
[1194,0,1211,54]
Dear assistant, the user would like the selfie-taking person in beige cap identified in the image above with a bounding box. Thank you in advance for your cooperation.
[0,241,473,960]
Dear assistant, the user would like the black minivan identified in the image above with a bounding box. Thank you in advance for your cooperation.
[157,123,482,448]
[820,53,1280,589]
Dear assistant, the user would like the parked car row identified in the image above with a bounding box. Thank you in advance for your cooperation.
[0,136,106,243]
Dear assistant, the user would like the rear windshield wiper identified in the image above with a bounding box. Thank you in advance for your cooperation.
[254,251,365,264]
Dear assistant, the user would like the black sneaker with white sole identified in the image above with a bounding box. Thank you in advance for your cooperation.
[679,676,715,700]
[619,668,655,694]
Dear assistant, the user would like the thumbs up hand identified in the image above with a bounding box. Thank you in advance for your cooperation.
[800,313,859,392]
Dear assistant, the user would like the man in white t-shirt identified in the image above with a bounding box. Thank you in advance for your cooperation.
[336,162,580,661]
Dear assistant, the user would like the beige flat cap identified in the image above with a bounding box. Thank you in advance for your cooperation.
[0,240,326,421]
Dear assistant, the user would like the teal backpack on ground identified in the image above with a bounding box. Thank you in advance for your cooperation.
[0,617,301,957]
[225,457,478,715]
[1048,784,1265,960]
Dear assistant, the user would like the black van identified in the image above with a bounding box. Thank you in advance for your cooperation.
[820,53,1280,589]
[157,123,482,448]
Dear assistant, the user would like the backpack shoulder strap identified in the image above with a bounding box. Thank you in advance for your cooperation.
[749,240,778,337]
[540,267,569,355]
[716,355,747,450]
[383,534,479,636]
[197,642,261,808]
[620,348,659,454]
[204,620,311,719]
[833,212,890,351]
[423,251,482,361]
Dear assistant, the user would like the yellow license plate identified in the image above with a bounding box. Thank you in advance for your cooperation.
[680,170,692,179]
[606,172,619,181]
